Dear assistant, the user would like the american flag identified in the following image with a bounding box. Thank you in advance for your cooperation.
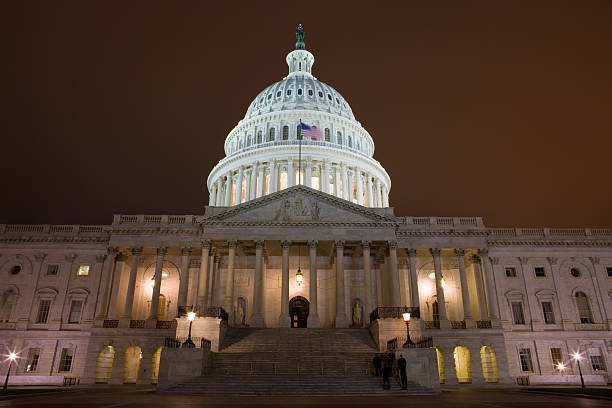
[300,122,323,140]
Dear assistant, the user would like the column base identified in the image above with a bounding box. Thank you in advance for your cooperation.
[464,318,476,329]
[145,317,157,329]
[307,314,321,328]
[118,317,131,328]
[334,314,349,328]
[490,317,502,328]
[439,318,451,329]
[278,314,291,328]
[248,314,265,328]
[93,317,105,328]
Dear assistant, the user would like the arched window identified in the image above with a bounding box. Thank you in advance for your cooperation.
[575,292,593,323]
[337,132,343,145]
[453,346,472,383]
[0,289,17,322]
[481,346,499,383]
[298,62,301,70]
[267,93,272,100]
[269,128,275,141]
[348,135,353,148]
[287,89,292,96]
[327,94,332,101]
[318,91,323,98]
[95,346,115,384]
[297,88,303,95]
[257,131,262,144]
[324,128,330,142]
[282,126,289,140]
[276,90,281,97]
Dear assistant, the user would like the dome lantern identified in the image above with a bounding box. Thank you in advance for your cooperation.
[286,24,314,77]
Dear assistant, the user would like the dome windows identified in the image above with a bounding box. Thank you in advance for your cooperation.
[257,131,262,144]
[276,91,282,98]
[348,135,353,148]
[308,89,313,96]
[327,94,332,101]
[287,89,292,96]
[318,91,323,98]
[297,88,303,96]
[324,128,330,141]
[336,98,340,104]
[570,268,581,277]
[269,128,275,141]
[337,131,343,145]
[9,265,21,275]
[282,126,289,140]
[267,94,272,100]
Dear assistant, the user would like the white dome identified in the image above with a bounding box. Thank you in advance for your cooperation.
[206,25,390,210]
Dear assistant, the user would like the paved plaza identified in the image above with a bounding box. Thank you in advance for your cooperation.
[0,387,611,408]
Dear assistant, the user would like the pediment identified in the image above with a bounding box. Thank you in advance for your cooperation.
[203,186,397,225]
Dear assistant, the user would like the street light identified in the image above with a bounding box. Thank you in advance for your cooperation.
[182,312,196,348]
[402,306,415,347]
[572,352,585,389]
[3,352,17,391]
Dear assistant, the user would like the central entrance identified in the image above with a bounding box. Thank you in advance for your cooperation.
[289,296,309,328]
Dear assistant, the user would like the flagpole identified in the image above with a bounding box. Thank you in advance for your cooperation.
[298,119,302,185]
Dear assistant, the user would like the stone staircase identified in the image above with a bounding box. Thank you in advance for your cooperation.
[162,328,436,396]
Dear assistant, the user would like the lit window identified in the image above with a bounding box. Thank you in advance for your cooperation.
[295,170,303,185]
[550,348,563,371]
[77,265,89,276]
[279,171,288,190]
[575,292,593,323]
[570,268,580,277]
[505,267,517,277]
[37,299,51,323]
[519,348,533,372]
[58,348,73,372]
[327,94,332,100]
[25,348,40,372]
[534,267,546,277]
[264,173,270,195]
[311,175,320,190]
[329,175,334,195]
[68,300,83,323]
[241,179,246,203]
[512,302,525,325]
[589,347,607,372]
[542,302,555,324]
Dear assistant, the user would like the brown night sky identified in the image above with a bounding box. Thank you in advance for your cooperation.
[1,1,611,228]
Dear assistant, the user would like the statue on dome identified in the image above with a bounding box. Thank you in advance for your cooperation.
[296,24,306,50]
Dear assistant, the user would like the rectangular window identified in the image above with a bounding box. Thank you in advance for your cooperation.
[77,265,89,276]
[512,302,525,325]
[551,348,563,371]
[68,300,83,324]
[36,299,51,323]
[58,348,73,372]
[25,348,40,372]
[589,347,607,372]
[534,267,546,277]
[607,267,612,277]
[542,301,555,324]
[47,264,59,276]
[519,348,533,372]
[505,267,517,277]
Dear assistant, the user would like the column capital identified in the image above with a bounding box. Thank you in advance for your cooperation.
[228,240,238,249]
[201,239,211,249]
[398,258,408,267]
[115,252,128,262]
[156,247,168,256]
[407,248,417,257]
[388,241,398,250]
[473,254,482,263]
[518,256,528,265]
[335,240,345,250]
[96,254,106,263]
[181,247,192,256]
[478,248,489,257]
[255,240,265,249]
[361,240,371,249]
[430,248,441,257]
[589,256,600,265]
[131,247,143,255]
[107,246,118,256]
[281,240,292,249]
[308,240,318,249]
[454,248,466,257]
[490,256,500,265]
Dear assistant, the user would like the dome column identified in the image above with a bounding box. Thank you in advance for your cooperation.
[234,166,244,205]
[245,168,252,202]
[224,172,232,206]
[341,163,349,201]
[215,180,223,206]
[356,170,364,206]
[305,158,312,187]
[279,240,291,327]
[374,179,381,207]
[366,175,373,207]
[288,159,295,188]
[334,241,349,328]
[209,183,216,206]
[382,185,389,207]
[347,168,354,203]
[334,165,341,198]
[322,161,330,194]
[257,165,264,197]
[307,240,321,327]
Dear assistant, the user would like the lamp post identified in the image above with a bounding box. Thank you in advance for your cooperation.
[402,306,414,347]
[572,352,585,389]
[3,352,17,391]
[182,312,196,348]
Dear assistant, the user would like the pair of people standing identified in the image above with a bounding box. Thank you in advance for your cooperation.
[373,353,408,390]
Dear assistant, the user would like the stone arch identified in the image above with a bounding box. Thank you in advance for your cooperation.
[435,347,445,384]
[123,345,142,383]
[480,345,499,383]
[289,296,309,328]
[150,346,163,384]
[453,345,472,383]
[94,345,115,383]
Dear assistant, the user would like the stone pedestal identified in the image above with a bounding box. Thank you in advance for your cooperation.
[395,348,441,393]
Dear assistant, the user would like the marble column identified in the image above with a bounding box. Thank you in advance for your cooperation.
[224,172,232,206]
[94,247,117,322]
[147,247,167,325]
[334,165,342,198]
[177,247,192,316]
[209,253,220,307]
[335,240,349,327]
[398,258,408,307]
[244,169,252,202]
[215,180,223,206]
[388,241,401,307]
[288,159,295,187]
[472,255,488,320]
[257,165,264,197]
[407,249,419,308]
[307,240,321,327]
[119,247,142,327]
[249,240,265,327]
[382,185,389,207]
[366,175,373,207]
[249,163,257,200]
[480,249,500,322]
[224,241,236,324]
[431,248,450,328]
[455,249,475,328]
[341,164,349,200]
[322,161,329,193]
[198,241,210,310]
[279,240,291,327]
[356,170,364,206]
[347,168,354,203]
[209,183,216,206]
[305,158,312,187]
[270,160,277,193]
[374,179,381,207]
[362,241,372,321]
[235,166,244,204]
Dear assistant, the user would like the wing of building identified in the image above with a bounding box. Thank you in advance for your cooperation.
[1,26,610,391]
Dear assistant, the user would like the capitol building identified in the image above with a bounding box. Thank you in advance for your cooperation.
[0,26,610,392]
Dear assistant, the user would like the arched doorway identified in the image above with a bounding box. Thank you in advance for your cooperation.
[94,345,115,384]
[289,296,309,328]
[481,346,499,383]
[150,347,162,384]
[435,347,445,384]
[123,346,142,384]
[453,346,472,383]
